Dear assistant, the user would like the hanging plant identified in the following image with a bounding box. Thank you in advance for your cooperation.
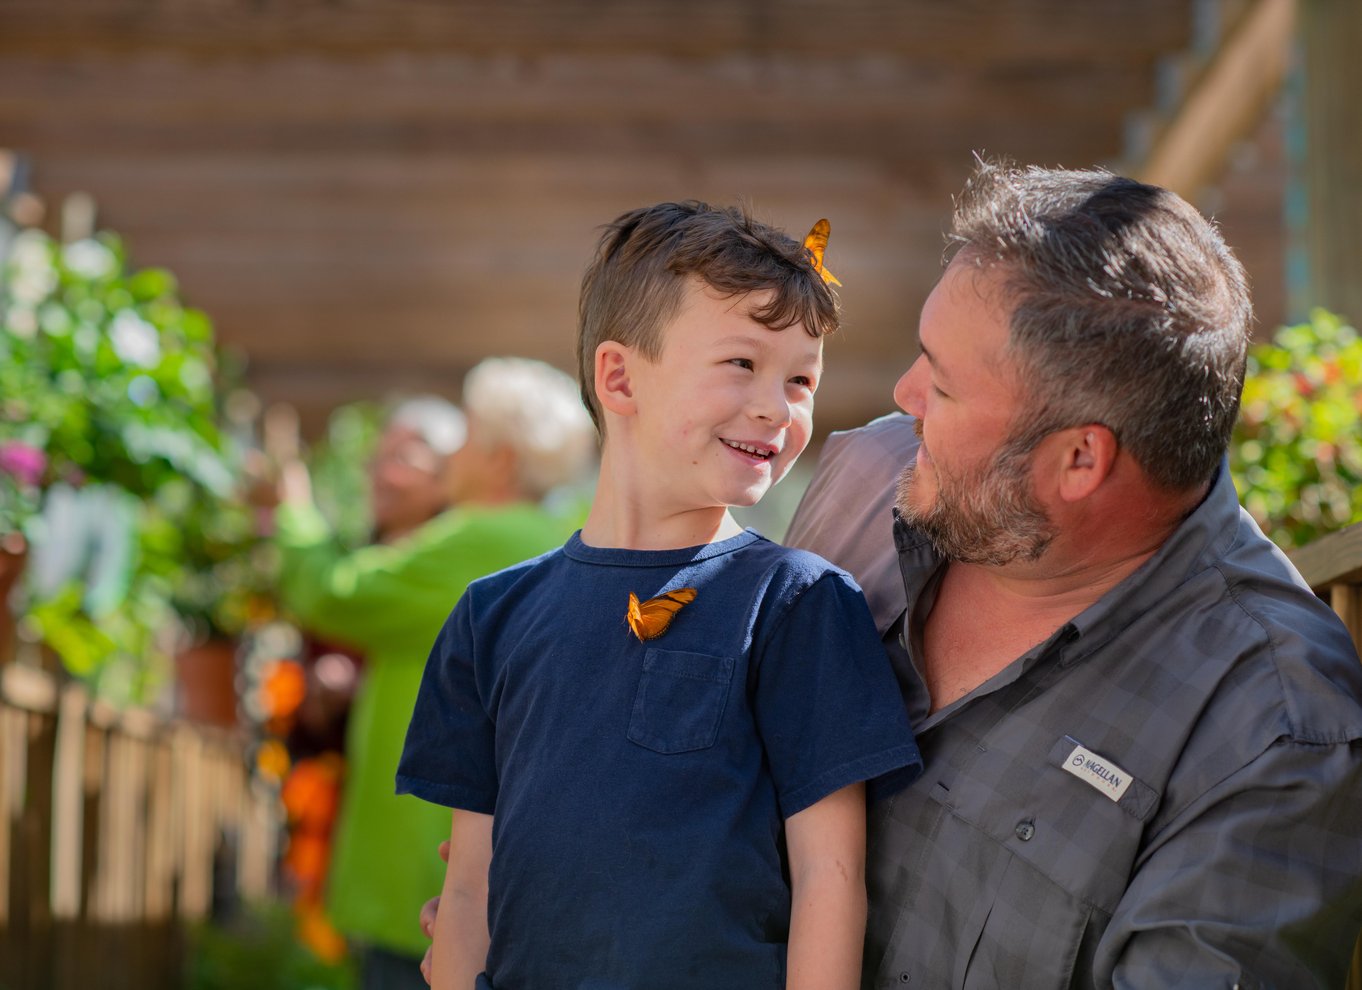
[0,227,267,704]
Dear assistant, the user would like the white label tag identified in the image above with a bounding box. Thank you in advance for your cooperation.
[1061,741,1132,803]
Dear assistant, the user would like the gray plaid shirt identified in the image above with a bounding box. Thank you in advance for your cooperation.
[786,413,1362,989]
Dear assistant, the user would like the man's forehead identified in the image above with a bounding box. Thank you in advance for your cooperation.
[916,262,1016,375]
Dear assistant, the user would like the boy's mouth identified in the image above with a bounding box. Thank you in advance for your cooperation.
[721,438,777,461]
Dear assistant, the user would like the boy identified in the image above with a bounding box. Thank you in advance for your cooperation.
[397,202,920,989]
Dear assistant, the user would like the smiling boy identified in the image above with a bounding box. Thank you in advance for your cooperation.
[397,201,920,989]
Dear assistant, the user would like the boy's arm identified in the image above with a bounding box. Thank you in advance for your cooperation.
[784,781,867,990]
[431,810,493,990]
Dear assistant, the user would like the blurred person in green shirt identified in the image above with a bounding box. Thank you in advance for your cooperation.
[270,358,596,990]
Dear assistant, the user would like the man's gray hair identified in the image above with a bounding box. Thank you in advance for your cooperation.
[948,160,1252,492]
[463,357,597,500]
[387,395,467,456]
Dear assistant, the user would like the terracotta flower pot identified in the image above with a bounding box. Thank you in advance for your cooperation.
[174,637,239,727]
[0,532,28,666]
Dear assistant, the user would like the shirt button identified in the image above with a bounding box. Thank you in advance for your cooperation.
[898,973,911,984]
[1015,819,1035,841]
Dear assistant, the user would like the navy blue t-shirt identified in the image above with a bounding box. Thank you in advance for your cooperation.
[398,529,921,989]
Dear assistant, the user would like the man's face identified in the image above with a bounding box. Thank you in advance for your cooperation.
[892,259,1055,565]
[368,423,449,538]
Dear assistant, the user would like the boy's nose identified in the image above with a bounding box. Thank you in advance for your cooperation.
[749,381,793,428]
[893,356,927,417]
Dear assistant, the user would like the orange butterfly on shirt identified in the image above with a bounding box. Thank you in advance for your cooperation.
[803,218,842,287]
[626,588,698,642]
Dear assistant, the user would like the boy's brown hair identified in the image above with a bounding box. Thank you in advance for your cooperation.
[576,200,841,431]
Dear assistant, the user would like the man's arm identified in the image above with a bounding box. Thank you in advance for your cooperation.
[785,782,867,990]
[431,811,493,990]
[1100,739,1362,988]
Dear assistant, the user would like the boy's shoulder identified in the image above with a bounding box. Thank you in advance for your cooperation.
[740,531,860,587]
[462,541,571,601]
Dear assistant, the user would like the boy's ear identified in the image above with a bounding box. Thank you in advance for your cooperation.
[594,341,637,418]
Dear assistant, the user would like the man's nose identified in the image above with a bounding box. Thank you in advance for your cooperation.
[893,356,927,416]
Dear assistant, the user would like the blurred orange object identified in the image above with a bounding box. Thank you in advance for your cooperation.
[280,752,348,960]
[297,897,348,964]
[260,658,308,727]
[255,738,291,783]
[282,752,344,831]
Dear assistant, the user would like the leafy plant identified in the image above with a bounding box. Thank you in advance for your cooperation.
[1231,308,1362,548]
[306,400,383,549]
[0,227,266,701]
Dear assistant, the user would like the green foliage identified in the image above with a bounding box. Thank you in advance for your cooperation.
[186,901,356,990]
[306,400,383,549]
[0,231,232,512]
[1,227,266,701]
[1231,309,1362,548]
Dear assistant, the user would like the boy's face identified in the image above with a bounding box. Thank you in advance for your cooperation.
[626,279,822,511]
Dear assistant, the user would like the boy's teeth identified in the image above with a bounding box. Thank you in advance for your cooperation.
[723,439,772,458]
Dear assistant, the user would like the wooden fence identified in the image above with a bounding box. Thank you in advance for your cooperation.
[0,663,279,990]
[1288,521,1362,990]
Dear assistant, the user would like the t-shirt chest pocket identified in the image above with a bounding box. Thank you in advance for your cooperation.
[627,649,735,754]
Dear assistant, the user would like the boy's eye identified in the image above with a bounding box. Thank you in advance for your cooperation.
[728,358,754,371]
[930,381,949,398]
[789,375,815,391]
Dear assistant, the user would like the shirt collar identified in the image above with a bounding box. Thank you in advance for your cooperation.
[892,457,1243,666]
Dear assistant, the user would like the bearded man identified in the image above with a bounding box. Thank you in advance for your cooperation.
[786,161,1362,989]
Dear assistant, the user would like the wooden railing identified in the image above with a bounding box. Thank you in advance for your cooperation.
[1287,521,1362,990]
[1289,521,1362,650]
[0,663,280,990]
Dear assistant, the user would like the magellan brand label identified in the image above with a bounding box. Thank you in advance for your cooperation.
[1061,739,1132,803]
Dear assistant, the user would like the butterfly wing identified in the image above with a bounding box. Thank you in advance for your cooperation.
[802,218,842,287]
[626,588,698,641]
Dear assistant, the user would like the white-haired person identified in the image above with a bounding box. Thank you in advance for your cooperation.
[270,359,596,990]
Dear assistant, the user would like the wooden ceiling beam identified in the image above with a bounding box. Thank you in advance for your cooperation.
[7,116,1123,166]
[0,0,1190,62]
[0,55,1151,130]
[1136,0,1295,199]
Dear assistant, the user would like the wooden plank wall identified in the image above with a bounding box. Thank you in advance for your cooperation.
[0,0,1210,436]
[0,664,280,990]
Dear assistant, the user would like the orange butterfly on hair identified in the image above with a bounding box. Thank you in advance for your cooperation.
[626,588,697,642]
[803,218,842,287]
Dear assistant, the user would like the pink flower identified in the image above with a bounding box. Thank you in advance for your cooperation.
[0,442,46,488]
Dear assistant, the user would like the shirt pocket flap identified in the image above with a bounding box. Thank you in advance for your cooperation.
[627,649,735,755]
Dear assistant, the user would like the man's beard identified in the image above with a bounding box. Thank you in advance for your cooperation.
[895,423,1056,566]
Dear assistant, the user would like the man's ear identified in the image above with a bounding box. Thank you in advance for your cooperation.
[1055,424,1118,502]
[595,341,637,418]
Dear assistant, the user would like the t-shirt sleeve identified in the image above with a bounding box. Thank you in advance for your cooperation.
[395,595,499,814]
[752,571,923,819]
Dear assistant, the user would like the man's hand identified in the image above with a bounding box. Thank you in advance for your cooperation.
[419,840,451,986]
